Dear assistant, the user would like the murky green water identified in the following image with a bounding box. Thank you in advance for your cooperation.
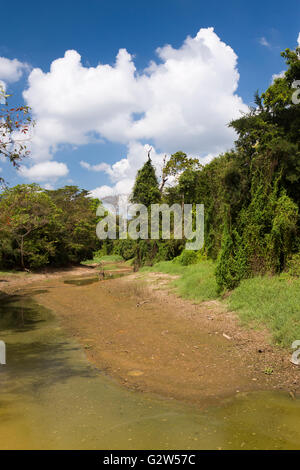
[64,274,126,286]
[0,289,300,449]
[64,277,100,286]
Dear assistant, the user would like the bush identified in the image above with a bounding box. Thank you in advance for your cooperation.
[215,227,248,291]
[287,253,300,277]
[228,274,300,347]
[175,249,198,266]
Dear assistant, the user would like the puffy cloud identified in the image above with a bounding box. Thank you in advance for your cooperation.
[80,161,111,172]
[88,142,166,198]
[24,28,247,158]
[18,161,69,182]
[23,48,139,161]
[89,179,134,200]
[0,57,29,84]
[22,27,249,188]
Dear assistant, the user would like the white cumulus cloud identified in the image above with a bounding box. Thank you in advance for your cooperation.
[19,161,69,182]
[22,27,248,189]
[88,142,166,198]
[0,57,29,87]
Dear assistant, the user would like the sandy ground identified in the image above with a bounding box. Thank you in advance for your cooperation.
[1,265,299,407]
[0,265,97,288]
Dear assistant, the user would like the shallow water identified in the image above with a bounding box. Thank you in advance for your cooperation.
[63,273,126,286]
[64,277,100,286]
[0,289,300,449]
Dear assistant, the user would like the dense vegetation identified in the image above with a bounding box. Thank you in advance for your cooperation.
[0,185,100,269]
[0,46,299,289]
[107,46,300,291]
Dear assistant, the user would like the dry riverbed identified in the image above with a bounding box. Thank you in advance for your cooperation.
[1,265,299,407]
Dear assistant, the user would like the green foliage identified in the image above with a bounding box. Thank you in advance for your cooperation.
[46,186,100,265]
[209,45,300,289]
[131,158,161,206]
[161,151,200,193]
[142,260,218,302]
[81,252,123,265]
[175,249,198,266]
[0,184,100,270]
[228,274,300,347]
[0,184,60,269]
[286,252,300,277]
[110,239,137,260]
[215,226,249,291]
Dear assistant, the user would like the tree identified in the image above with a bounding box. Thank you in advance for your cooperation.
[0,184,101,270]
[214,45,300,289]
[0,87,33,186]
[0,184,60,269]
[131,153,161,206]
[160,151,200,194]
[46,186,101,264]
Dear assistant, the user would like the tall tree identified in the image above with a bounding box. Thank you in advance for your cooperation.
[131,154,161,206]
[160,151,200,194]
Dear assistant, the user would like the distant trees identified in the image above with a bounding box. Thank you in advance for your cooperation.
[0,184,59,269]
[46,186,100,265]
[0,185,101,270]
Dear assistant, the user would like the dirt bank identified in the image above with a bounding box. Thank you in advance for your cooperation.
[3,267,293,408]
[0,265,96,289]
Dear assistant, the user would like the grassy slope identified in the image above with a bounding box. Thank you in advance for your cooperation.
[142,261,218,302]
[144,261,300,347]
[228,275,300,347]
[81,254,123,265]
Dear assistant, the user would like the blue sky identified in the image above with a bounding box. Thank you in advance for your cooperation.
[1,0,299,197]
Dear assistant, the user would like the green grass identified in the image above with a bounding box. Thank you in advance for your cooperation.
[143,260,300,348]
[101,263,125,271]
[124,258,134,266]
[81,254,123,265]
[142,260,218,302]
[228,274,300,347]
[0,270,28,276]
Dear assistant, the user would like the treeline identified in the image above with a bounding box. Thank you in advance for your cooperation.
[0,46,299,290]
[107,46,300,290]
[0,185,100,270]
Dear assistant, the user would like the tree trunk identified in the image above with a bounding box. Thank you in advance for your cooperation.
[20,236,25,270]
